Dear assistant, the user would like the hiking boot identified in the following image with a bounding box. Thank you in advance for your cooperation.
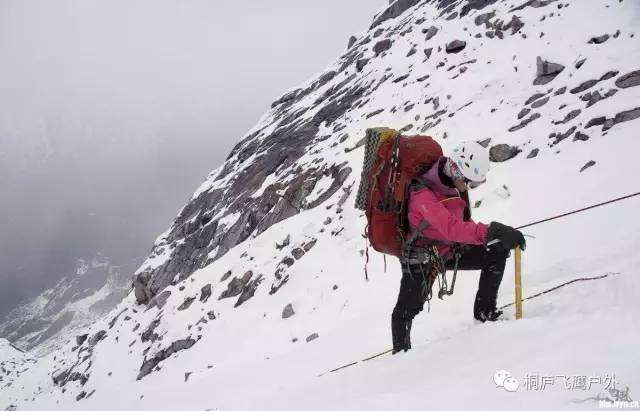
[474,308,503,323]
[391,317,412,354]
[474,295,503,322]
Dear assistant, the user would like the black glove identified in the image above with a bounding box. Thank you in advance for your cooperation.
[486,222,526,251]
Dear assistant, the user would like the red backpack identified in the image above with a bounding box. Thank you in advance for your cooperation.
[354,128,443,262]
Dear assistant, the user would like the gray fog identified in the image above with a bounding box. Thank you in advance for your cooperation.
[0,0,384,318]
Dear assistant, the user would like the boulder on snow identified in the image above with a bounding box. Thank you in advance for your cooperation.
[445,40,466,53]
[423,26,439,41]
[580,160,596,172]
[373,39,393,55]
[200,284,212,303]
[76,334,88,346]
[588,34,609,44]
[177,296,196,311]
[533,56,565,85]
[489,144,520,162]
[282,303,295,319]
[306,333,319,342]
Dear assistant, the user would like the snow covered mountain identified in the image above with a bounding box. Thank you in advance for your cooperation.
[0,254,130,354]
[2,0,639,410]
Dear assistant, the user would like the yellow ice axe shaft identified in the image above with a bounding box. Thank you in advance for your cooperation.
[514,247,523,320]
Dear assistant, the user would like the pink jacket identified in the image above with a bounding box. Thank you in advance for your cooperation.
[407,158,488,256]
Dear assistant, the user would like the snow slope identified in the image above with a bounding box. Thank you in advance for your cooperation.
[2,0,640,409]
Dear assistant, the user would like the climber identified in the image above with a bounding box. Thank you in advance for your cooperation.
[392,141,526,354]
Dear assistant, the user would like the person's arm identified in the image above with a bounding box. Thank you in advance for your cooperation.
[412,190,487,245]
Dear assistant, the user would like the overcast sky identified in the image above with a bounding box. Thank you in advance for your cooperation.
[0,0,385,318]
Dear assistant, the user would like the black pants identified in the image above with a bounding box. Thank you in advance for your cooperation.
[392,245,508,322]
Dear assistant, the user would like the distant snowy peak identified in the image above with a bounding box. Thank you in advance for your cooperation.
[0,254,129,353]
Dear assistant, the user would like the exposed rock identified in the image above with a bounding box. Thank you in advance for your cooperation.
[406,47,417,57]
[573,131,590,141]
[373,28,384,38]
[424,26,439,41]
[282,304,295,319]
[510,0,558,12]
[370,0,421,29]
[531,96,550,108]
[553,109,581,125]
[549,126,577,146]
[291,248,305,260]
[303,239,317,252]
[606,107,640,130]
[575,58,586,69]
[517,108,531,119]
[509,113,541,132]
[177,296,196,311]
[199,284,212,303]
[393,73,410,83]
[460,0,498,16]
[275,235,291,250]
[489,144,520,162]
[423,48,433,60]
[347,36,357,49]
[137,337,197,380]
[234,275,264,308]
[88,330,107,346]
[534,56,565,85]
[474,11,496,26]
[108,308,128,329]
[615,70,640,89]
[206,311,216,321]
[76,334,88,346]
[570,79,598,94]
[477,138,492,148]
[306,333,319,343]
[356,58,369,72]
[554,86,567,95]
[445,40,467,54]
[220,270,232,282]
[525,93,546,105]
[218,276,247,300]
[585,116,607,128]
[580,160,596,172]
[599,70,618,81]
[366,108,385,119]
[527,148,540,159]
[149,290,172,309]
[373,39,393,55]
[141,319,161,343]
[588,34,609,44]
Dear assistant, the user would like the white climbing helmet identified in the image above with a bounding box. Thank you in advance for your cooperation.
[449,141,490,182]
